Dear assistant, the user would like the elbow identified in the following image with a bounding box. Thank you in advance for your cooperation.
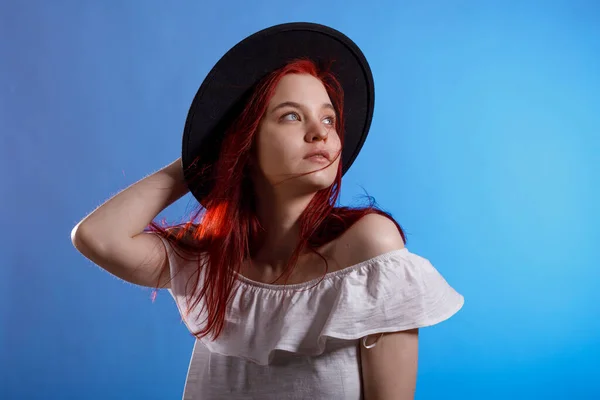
[71,222,92,251]
[70,223,81,249]
[71,222,84,251]
[70,222,107,257]
[71,224,90,260]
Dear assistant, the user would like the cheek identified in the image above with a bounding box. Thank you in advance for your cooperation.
[330,133,342,157]
[256,133,291,173]
[332,131,342,147]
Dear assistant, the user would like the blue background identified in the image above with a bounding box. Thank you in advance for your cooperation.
[2,1,599,399]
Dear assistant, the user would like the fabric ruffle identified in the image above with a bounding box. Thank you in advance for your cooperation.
[165,244,464,366]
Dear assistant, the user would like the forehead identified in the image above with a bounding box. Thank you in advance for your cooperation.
[269,73,331,105]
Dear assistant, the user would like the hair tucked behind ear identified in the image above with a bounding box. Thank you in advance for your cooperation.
[146,59,405,341]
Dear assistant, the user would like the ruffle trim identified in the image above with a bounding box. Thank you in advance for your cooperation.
[165,245,464,366]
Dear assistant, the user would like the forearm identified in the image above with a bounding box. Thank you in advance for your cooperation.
[73,158,189,242]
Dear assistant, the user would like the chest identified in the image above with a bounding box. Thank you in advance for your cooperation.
[184,339,364,399]
[239,242,347,285]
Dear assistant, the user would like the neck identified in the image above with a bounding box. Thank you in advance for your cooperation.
[253,189,314,269]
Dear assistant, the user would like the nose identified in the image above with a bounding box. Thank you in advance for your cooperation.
[305,118,329,143]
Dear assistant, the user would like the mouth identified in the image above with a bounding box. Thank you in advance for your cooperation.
[304,150,331,162]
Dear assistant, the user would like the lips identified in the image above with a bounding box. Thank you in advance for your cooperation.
[304,150,331,161]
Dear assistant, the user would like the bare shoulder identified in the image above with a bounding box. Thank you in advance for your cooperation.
[333,213,405,268]
[165,225,198,248]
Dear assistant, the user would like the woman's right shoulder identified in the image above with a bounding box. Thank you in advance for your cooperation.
[158,225,206,269]
[164,225,199,247]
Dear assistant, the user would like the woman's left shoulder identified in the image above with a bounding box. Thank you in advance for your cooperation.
[334,213,405,267]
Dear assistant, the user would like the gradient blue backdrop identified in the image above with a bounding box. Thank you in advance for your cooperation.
[2,1,598,399]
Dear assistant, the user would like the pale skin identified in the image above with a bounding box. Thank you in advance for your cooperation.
[71,73,417,399]
[248,73,342,276]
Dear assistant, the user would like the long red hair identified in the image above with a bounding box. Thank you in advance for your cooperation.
[147,59,405,341]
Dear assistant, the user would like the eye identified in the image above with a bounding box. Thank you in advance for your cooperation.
[323,116,335,126]
[282,112,300,121]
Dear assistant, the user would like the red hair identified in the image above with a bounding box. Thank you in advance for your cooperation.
[147,59,406,341]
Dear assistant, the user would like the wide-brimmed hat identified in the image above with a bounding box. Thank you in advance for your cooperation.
[182,22,375,204]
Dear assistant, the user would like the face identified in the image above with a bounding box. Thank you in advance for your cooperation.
[252,73,342,195]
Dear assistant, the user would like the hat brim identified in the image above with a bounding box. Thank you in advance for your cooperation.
[182,22,374,205]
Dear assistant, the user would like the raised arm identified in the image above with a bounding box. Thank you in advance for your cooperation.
[70,158,189,288]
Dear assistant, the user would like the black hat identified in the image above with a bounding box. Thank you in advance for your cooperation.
[182,22,375,204]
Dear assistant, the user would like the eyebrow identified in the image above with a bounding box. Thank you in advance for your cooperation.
[270,101,336,115]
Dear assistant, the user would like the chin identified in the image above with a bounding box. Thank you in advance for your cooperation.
[298,169,337,192]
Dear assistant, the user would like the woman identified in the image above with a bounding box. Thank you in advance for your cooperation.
[71,23,463,399]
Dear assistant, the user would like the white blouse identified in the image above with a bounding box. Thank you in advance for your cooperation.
[162,242,464,399]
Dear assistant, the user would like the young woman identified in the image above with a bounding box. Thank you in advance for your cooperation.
[71,23,463,399]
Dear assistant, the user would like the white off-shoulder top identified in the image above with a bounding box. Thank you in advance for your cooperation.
[162,241,464,400]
